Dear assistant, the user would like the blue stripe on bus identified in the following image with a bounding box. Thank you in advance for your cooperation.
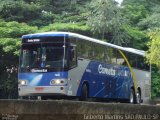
[18,72,68,86]
[22,34,69,39]
[76,61,133,99]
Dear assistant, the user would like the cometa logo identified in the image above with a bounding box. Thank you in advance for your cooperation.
[98,64,116,76]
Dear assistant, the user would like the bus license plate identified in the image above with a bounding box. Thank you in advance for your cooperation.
[35,87,44,91]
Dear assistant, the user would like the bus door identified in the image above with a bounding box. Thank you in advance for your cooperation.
[67,43,79,96]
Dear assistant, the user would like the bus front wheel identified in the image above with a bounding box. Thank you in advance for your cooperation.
[80,84,88,101]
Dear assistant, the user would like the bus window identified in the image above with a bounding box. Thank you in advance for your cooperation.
[86,41,92,59]
[104,47,112,64]
[69,45,77,68]
[69,37,77,68]
[111,49,117,65]
[117,50,125,65]
[137,56,145,70]
[128,54,137,68]
[145,63,150,71]
[77,39,91,59]
[93,44,104,62]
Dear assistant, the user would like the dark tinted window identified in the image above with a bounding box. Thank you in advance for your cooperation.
[77,39,92,59]
[128,54,137,68]
[104,47,112,64]
[69,37,77,68]
[93,43,105,62]
[117,50,125,65]
[122,51,150,71]
[137,55,150,71]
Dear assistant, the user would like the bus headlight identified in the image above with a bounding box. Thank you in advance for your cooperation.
[19,80,28,86]
[50,79,66,85]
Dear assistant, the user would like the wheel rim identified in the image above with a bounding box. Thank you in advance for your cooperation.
[130,92,134,103]
[136,93,141,104]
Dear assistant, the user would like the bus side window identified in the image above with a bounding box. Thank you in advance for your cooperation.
[137,56,145,70]
[121,52,128,66]
[145,63,150,71]
[69,45,77,68]
[137,56,150,71]
[69,37,77,68]
[111,49,117,65]
[128,54,137,68]
[104,47,112,64]
[77,39,91,59]
[94,44,104,62]
[117,50,125,66]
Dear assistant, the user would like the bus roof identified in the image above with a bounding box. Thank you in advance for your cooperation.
[22,32,145,56]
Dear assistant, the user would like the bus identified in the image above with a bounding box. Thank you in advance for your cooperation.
[18,32,151,103]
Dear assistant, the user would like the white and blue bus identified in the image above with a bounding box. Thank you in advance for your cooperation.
[18,32,151,103]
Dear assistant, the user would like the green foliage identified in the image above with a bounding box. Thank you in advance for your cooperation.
[88,0,129,46]
[0,1,41,22]
[0,38,20,55]
[0,20,38,99]
[151,66,160,98]
[146,31,160,98]
[146,31,160,67]
[124,25,147,49]
[0,21,38,38]
[0,0,90,26]
[40,23,91,36]
[122,4,148,25]
[0,21,37,55]
[138,13,160,30]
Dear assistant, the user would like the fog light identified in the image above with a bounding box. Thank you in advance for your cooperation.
[19,80,28,86]
[55,80,61,84]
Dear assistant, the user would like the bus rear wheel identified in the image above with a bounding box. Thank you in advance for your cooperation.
[136,91,141,104]
[80,84,88,101]
[129,89,136,104]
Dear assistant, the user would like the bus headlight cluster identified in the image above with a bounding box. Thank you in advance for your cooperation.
[19,80,28,86]
[50,79,66,85]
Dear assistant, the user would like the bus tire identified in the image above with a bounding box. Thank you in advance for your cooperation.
[80,84,88,101]
[129,89,136,104]
[136,90,141,104]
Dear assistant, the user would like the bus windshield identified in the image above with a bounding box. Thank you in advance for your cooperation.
[20,43,67,71]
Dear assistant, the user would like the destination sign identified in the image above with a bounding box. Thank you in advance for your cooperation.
[22,36,67,44]
[27,39,40,42]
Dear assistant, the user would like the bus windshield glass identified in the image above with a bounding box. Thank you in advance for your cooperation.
[20,43,67,71]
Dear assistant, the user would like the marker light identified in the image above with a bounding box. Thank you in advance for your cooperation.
[50,79,67,85]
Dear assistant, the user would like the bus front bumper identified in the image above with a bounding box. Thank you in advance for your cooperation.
[18,86,68,97]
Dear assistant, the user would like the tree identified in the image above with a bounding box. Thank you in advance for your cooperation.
[0,0,91,26]
[0,1,41,23]
[87,0,129,46]
[146,31,160,67]
[151,65,160,98]
[122,4,148,26]
[138,4,160,31]
[0,20,38,99]
[123,25,147,49]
